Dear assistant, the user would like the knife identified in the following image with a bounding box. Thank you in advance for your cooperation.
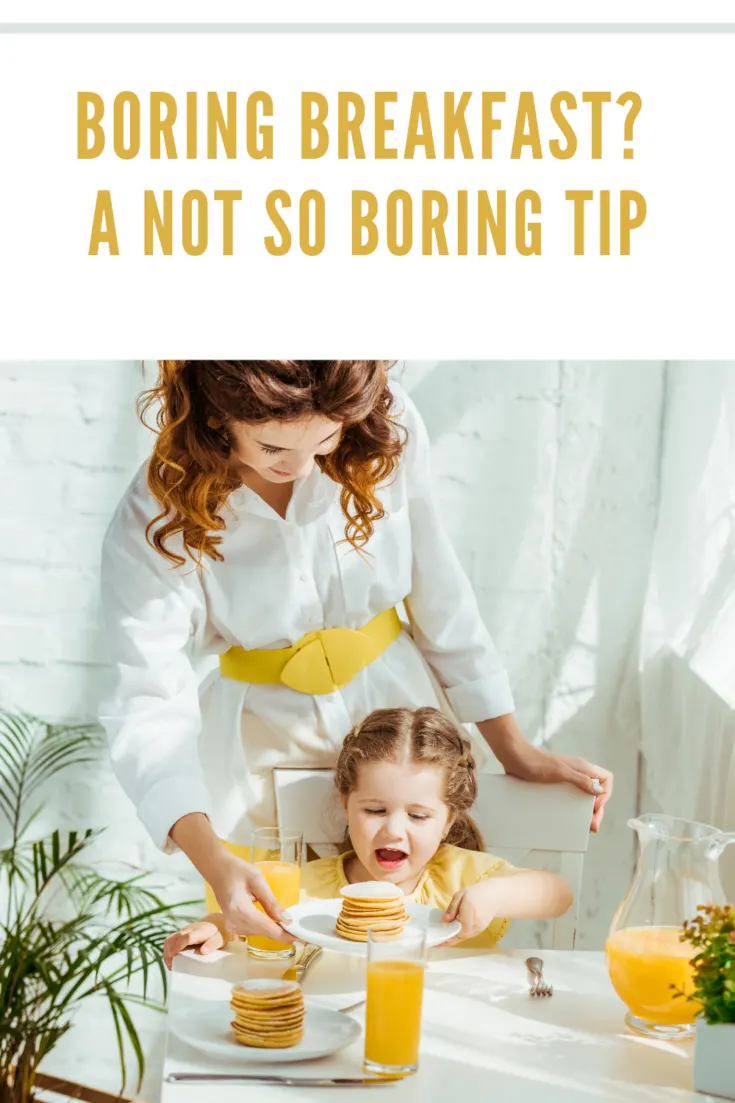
[166,1072,398,1086]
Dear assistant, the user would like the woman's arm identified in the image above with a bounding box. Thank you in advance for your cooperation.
[398,386,514,721]
[170,813,296,944]
[477,715,613,832]
[397,386,612,828]
[99,480,294,942]
[99,491,213,853]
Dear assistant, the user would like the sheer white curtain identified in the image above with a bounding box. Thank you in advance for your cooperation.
[638,362,735,892]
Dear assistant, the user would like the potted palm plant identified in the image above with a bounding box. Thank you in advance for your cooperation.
[676,903,735,1100]
[0,710,197,1103]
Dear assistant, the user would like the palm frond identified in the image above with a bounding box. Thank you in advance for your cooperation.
[0,707,192,1102]
[30,830,98,904]
[0,713,103,844]
[58,865,168,920]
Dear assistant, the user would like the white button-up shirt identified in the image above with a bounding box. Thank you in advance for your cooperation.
[99,385,514,850]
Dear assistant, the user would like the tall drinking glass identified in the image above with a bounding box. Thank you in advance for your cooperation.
[247,827,303,961]
[365,927,426,1077]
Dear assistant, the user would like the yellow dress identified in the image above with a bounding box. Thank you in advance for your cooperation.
[301,843,515,949]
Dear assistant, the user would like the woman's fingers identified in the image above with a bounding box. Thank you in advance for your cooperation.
[560,758,614,832]
[227,903,297,944]
[248,869,294,927]
[561,763,606,796]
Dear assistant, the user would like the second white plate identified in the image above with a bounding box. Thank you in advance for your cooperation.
[170,999,360,1064]
[285,899,461,956]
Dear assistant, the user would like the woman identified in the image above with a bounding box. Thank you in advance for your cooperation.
[99,360,611,947]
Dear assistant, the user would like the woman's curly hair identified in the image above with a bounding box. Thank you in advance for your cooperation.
[138,360,405,567]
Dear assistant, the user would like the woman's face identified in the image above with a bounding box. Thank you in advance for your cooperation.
[343,760,452,888]
[228,415,342,483]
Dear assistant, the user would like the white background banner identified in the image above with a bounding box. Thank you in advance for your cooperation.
[0,28,733,357]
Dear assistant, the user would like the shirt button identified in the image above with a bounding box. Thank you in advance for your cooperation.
[299,572,308,583]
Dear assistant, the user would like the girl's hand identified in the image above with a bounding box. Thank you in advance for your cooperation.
[163,919,226,970]
[209,852,297,946]
[440,883,497,946]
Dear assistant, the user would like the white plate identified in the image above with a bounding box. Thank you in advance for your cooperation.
[170,999,361,1064]
[285,899,461,956]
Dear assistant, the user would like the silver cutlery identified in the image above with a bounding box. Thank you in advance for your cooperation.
[281,942,323,984]
[525,955,553,998]
[166,1072,396,1087]
[283,943,366,1014]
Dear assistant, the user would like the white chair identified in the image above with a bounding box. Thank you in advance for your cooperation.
[272,768,594,950]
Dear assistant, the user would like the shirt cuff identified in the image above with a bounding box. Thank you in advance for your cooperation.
[445,671,515,723]
[136,775,214,854]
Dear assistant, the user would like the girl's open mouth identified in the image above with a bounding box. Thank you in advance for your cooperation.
[375,847,408,870]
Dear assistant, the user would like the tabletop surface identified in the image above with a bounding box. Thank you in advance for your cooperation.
[162,945,714,1102]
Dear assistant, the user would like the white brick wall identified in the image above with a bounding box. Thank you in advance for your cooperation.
[0,360,665,1100]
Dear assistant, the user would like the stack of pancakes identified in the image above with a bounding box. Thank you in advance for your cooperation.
[230,980,305,1048]
[335,881,408,942]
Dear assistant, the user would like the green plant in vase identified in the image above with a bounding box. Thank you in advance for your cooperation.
[675,902,735,1101]
[676,903,735,1023]
[0,710,198,1103]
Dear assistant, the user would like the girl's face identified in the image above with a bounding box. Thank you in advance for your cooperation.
[228,415,342,483]
[343,760,452,889]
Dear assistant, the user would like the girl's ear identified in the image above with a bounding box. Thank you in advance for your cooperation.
[340,793,349,812]
[442,810,456,842]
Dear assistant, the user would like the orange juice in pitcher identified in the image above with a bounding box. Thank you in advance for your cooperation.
[606,926,697,1026]
[607,814,733,1039]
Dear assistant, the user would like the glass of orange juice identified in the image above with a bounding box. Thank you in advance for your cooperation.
[247,827,303,961]
[364,927,426,1077]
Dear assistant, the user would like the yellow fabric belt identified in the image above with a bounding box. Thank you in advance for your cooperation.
[219,606,402,696]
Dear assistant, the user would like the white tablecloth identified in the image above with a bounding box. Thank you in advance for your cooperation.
[162,946,710,1102]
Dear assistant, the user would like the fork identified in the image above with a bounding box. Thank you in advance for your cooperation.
[525,956,553,998]
[282,943,367,1014]
[281,942,323,983]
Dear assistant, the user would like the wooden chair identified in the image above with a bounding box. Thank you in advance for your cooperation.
[273,768,594,949]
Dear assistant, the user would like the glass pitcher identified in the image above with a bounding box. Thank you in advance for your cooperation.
[606,814,734,1039]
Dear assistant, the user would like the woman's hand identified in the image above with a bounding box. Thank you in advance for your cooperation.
[168,814,297,944]
[477,716,613,832]
[163,917,227,970]
[208,851,298,945]
[440,882,497,946]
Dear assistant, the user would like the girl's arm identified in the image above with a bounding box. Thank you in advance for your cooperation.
[442,869,574,945]
[475,869,573,919]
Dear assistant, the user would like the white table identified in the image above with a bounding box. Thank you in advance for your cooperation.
[162,947,712,1102]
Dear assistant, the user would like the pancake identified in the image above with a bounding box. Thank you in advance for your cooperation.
[229,980,305,1048]
[335,880,408,942]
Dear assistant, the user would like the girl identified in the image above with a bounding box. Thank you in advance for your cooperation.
[164,707,573,966]
[100,361,608,950]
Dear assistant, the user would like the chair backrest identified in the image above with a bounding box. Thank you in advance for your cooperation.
[272,768,594,949]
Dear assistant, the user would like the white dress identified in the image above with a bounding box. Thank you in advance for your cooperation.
[99,384,514,852]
